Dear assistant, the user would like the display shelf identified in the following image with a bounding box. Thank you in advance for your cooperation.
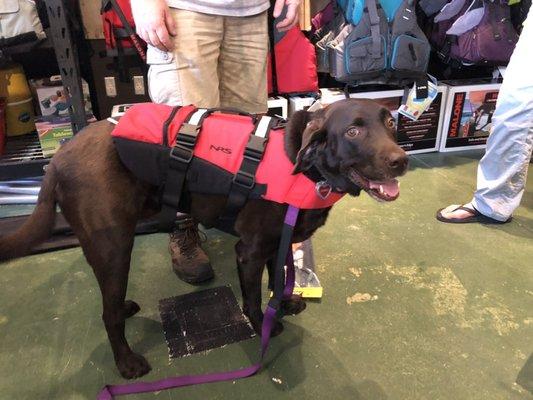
[0,0,86,181]
[0,133,49,180]
[0,33,53,61]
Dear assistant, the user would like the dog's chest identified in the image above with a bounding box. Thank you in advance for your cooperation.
[293,208,331,242]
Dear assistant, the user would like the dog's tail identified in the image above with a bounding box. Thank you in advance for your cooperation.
[0,165,58,261]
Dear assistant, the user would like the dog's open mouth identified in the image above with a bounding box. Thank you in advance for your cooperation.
[348,168,400,202]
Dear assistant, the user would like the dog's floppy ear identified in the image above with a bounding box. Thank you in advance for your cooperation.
[292,114,327,174]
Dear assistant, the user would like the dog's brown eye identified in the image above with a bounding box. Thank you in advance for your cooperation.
[386,118,396,129]
[346,127,361,138]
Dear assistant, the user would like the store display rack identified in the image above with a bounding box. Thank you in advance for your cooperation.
[0,0,87,180]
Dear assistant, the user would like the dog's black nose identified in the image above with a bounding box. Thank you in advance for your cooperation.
[387,153,409,175]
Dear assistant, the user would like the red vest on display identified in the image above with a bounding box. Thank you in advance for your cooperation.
[101,0,146,59]
[111,103,344,210]
[267,26,319,95]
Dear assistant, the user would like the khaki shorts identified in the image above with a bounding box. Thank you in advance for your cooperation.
[147,9,268,114]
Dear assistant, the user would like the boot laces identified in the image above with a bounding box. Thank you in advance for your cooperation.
[171,226,207,260]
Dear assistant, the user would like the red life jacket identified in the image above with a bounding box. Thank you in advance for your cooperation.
[101,0,146,60]
[111,103,344,210]
[267,22,319,95]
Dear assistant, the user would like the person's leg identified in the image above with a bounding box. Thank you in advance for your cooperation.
[147,9,224,283]
[218,11,269,114]
[470,7,533,221]
[147,9,222,107]
[437,8,533,223]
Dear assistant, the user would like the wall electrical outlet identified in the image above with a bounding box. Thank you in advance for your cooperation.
[104,76,117,97]
[133,75,145,95]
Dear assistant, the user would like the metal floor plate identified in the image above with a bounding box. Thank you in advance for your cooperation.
[159,286,256,358]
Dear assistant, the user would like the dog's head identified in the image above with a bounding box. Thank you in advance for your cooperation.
[285,98,408,202]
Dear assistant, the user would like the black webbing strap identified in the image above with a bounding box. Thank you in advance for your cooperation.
[162,106,181,147]
[158,108,206,231]
[489,1,502,42]
[367,0,382,59]
[268,12,278,95]
[272,205,299,304]
[217,116,274,231]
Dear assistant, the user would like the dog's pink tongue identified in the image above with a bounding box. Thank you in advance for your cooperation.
[369,179,399,197]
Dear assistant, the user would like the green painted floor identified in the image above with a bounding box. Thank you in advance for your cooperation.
[1,150,532,400]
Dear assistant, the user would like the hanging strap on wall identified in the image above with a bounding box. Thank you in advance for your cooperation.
[367,0,382,59]
[158,108,207,231]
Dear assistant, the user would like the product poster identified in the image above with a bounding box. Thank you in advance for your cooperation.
[396,92,444,153]
[441,88,500,150]
[366,93,444,154]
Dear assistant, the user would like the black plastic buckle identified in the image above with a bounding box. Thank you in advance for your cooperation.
[169,144,193,164]
[271,117,287,130]
[178,123,199,137]
[233,170,255,189]
[243,147,263,161]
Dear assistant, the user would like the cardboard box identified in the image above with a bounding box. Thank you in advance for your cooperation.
[35,114,96,157]
[267,96,288,119]
[319,87,448,154]
[439,81,501,152]
[111,103,137,118]
[30,75,92,117]
[288,95,317,116]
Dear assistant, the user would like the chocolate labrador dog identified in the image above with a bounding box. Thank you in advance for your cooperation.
[0,99,407,379]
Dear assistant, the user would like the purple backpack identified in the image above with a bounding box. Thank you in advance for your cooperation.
[431,0,471,50]
[442,0,519,66]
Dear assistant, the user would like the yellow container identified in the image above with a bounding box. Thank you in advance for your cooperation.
[0,63,36,136]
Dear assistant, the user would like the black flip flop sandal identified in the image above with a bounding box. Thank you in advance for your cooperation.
[436,204,511,224]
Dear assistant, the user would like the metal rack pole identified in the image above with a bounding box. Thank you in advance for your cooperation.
[45,0,87,134]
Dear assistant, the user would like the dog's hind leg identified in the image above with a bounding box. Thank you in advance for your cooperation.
[58,192,150,378]
[74,221,151,379]
[124,300,141,319]
[50,124,153,378]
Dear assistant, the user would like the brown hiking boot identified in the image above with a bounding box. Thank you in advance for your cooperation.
[169,218,214,284]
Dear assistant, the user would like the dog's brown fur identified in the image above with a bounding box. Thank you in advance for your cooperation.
[0,99,407,379]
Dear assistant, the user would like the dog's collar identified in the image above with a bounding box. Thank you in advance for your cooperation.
[303,163,347,194]
[302,144,365,196]
[300,144,345,194]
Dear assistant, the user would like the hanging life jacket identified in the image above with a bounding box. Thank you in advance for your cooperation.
[0,0,46,48]
[324,0,431,85]
[111,103,344,233]
[511,0,531,33]
[442,0,518,66]
[311,1,335,32]
[101,0,146,61]
[314,9,348,73]
[267,6,319,95]
[430,0,471,52]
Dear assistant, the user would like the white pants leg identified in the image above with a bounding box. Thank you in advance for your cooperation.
[471,9,533,221]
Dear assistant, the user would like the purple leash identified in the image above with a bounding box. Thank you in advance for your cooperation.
[97,205,300,400]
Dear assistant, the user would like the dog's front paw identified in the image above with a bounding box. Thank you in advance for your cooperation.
[248,312,284,337]
[281,294,306,316]
[270,320,284,337]
[117,352,152,379]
